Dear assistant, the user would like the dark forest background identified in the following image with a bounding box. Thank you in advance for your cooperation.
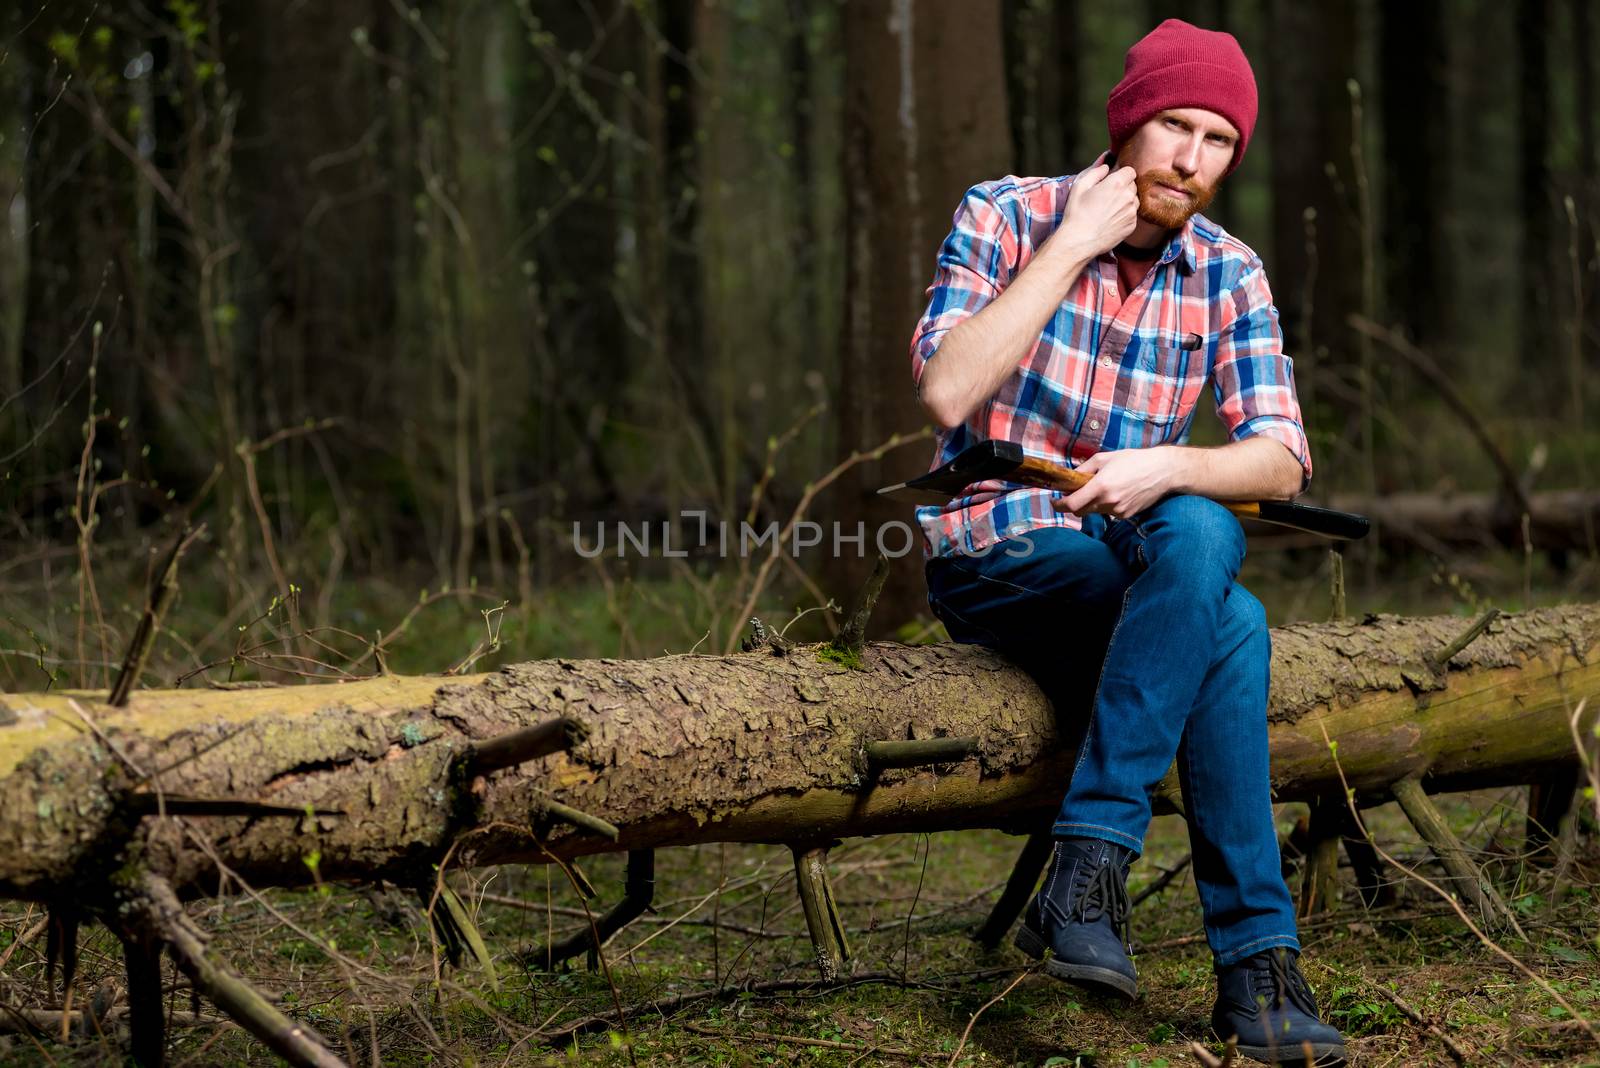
[2,0,1597,683]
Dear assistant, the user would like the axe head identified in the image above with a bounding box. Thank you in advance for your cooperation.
[876,440,1028,504]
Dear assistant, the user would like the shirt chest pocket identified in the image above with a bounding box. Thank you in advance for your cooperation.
[1135,333,1210,427]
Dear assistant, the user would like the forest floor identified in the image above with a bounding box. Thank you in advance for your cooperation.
[0,542,1596,1065]
[0,795,1593,1066]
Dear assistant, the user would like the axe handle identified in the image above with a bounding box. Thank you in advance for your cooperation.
[1011,456,1366,541]
[1018,453,1262,520]
[1018,454,1263,519]
[1014,455,1092,494]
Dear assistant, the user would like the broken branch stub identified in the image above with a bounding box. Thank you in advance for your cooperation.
[864,736,978,770]
[526,849,655,971]
[531,796,620,840]
[829,553,890,658]
[792,844,849,981]
[466,715,588,775]
[128,873,348,1068]
[110,525,205,708]
[1428,607,1502,673]
[1390,776,1523,936]
[974,830,1052,950]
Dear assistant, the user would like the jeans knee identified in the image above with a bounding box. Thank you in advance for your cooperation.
[1143,496,1245,576]
[1218,586,1272,678]
[1225,585,1267,632]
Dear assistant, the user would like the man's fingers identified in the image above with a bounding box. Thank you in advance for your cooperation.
[1060,484,1098,515]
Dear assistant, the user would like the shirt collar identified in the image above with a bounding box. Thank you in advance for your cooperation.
[1162,219,1199,274]
[1107,221,1197,274]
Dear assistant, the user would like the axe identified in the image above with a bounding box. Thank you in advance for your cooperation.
[876,440,1369,541]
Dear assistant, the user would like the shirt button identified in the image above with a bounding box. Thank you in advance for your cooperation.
[1100,357,1115,369]
[1089,419,1102,431]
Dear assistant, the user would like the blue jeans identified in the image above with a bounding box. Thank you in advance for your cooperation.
[924,495,1299,966]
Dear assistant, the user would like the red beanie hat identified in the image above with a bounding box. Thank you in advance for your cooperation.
[1106,19,1258,176]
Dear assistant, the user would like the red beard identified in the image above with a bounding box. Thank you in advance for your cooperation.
[1134,168,1218,228]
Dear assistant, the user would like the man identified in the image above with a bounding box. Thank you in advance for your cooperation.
[910,19,1346,1067]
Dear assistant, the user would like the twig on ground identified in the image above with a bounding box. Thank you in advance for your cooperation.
[0,913,46,973]
[1139,906,1460,955]
[541,972,899,1045]
[129,873,347,1067]
[1189,1037,1237,1066]
[541,967,1021,1046]
[0,1005,225,1034]
[946,964,1037,1066]
[1370,982,1470,1064]
[527,835,636,1066]
[681,1021,919,1059]
[902,834,930,978]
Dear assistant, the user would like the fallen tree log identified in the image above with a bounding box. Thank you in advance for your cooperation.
[1310,490,1600,553]
[0,604,1593,903]
[1,604,1596,1064]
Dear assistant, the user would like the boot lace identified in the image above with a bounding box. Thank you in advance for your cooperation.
[1074,853,1132,950]
[1248,950,1319,1017]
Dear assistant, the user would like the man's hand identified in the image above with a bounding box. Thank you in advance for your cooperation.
[1054,438,1305,518]
[1048,155,1139,260]
[913,155,1137,431]
[1055,447,1188,518]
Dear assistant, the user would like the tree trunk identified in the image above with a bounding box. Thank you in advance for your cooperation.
[1265,0,1360,428]
[0,605,1593,905]
[1002,0,1078,179]
[511,0,634,517]
[1520,0,1554,401]
[0,2,26,406]
[1378,0,1445,347]
[827,0,1012,635]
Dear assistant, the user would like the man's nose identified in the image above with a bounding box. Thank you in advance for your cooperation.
[1173,137,1203,177]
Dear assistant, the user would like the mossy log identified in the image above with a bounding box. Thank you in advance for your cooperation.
[0,605,1594,906]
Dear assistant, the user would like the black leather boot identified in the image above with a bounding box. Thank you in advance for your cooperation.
[1212,947,1346,1065]
[1013,836,1137,999]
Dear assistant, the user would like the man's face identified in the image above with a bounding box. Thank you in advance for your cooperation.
[1115,107,1238,229]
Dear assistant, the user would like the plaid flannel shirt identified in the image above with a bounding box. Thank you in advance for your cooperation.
[910,173,1313,560]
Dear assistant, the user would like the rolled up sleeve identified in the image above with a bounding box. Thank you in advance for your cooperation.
[910,184,1017,393]
[1212,260,1314,490]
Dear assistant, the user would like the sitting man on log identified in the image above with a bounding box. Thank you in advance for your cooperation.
[911,19,1345,1066]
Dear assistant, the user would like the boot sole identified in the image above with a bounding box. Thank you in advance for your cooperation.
[1013,923,1137,1000]
[1232,1041,1346,1066]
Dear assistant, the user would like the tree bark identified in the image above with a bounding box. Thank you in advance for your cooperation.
[1265,0,1360,424]
[1002,0,1078,179]
[1378,0,1445,347]
[0,605,1593,905]
[827,0,1012,635]
[1520,0,1554,396]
